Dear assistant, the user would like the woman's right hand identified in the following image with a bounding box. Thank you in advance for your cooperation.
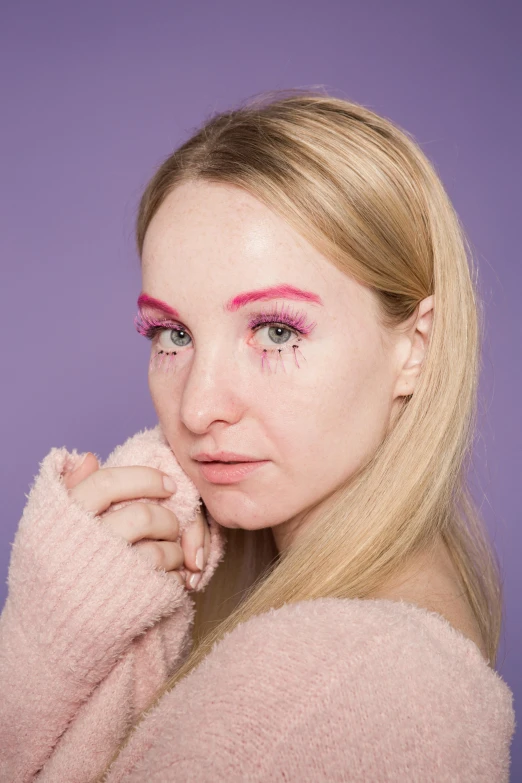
[61,453,210,590]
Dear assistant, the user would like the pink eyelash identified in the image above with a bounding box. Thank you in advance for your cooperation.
[134,311,183,340]
[134,303,317,342]
[247,303,316,335]
[135,305,313,376]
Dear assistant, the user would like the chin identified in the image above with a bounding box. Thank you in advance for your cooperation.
[202,492,275,531]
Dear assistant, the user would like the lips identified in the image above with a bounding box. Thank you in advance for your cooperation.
[196,460,269,484]
[193,451,260,463]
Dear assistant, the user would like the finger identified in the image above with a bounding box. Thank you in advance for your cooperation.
[102,502,179,544]
[180,507,207,573]
[63,453,99,490]
[184,507,211,592]
[132,540,184,572]
[188,510,211,587]
[169,570,185,587]
[199,506,211,570]
[68,465,177,516]
[202,510,211,569]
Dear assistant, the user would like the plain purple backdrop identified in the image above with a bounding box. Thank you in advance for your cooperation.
[1,0,520,773]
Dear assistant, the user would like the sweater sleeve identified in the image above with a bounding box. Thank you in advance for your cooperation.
[0,425,226,783]
[105,598,516,783]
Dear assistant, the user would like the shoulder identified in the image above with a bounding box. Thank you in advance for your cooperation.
[205,597,513,710]
[135,598,515,782]
[203,595,496,677]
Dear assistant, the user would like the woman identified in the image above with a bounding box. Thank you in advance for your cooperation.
[0,90,515,782]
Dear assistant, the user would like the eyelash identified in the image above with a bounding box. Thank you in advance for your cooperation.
[133,303,316,374]
[134,303,316,345]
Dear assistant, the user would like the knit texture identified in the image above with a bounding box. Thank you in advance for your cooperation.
[0,425,516,782]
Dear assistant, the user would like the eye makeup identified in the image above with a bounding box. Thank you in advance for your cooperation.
[246,302,316,335]
[134,301,316,374]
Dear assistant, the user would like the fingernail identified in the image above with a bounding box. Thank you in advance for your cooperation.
[163,475,177,493]
[189,572,201,590]
[195,547,204,571]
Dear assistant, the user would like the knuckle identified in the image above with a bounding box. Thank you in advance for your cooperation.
[151,542,165,568]
[166,508,180,537]
[143,541,163,568]
[91,468,115,495]
[134,502,154,535]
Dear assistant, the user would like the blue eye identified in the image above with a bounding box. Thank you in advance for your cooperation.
[158,328,192,349]
[252,323,295,347]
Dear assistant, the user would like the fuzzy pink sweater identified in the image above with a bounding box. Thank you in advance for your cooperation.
[0,425,515,782]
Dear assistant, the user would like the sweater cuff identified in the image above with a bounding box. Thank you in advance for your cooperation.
[7,446,192,687]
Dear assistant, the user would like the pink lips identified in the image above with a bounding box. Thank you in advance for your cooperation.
[193,450,260,462]
[197,460,269,484]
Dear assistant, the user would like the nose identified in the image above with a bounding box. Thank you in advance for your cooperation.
[179,340,245,434]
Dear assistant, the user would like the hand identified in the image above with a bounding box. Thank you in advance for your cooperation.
[62,453,210,591]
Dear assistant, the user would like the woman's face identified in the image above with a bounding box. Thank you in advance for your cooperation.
[139,180,411,552]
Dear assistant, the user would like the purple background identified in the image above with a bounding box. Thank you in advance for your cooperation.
[1,0,520,772]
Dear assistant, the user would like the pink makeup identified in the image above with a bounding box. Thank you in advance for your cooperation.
[135,286,320,373]
[225,284,323,311]
[137,285,323,319]
[137,293,180,319]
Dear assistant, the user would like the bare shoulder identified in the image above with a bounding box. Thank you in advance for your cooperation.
[368,535,489,662]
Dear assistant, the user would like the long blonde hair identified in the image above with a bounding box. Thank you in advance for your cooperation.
[100,89,504,778]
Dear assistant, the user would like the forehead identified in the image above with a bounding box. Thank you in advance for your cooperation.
[142,180,325,279]
[141,180,380,326]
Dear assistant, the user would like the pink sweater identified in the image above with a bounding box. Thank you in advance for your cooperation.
[0,425,515,782]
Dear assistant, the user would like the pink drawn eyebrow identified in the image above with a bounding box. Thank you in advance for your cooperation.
[137,285,323,318]
[225,284,323,311]
[137,293,181,319]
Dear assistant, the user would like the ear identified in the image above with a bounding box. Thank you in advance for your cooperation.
[392,295,434,399]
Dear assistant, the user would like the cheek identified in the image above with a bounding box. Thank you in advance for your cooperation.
[278,345,394,490]
[147,367,179,426]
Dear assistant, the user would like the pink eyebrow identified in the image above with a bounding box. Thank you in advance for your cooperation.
[225,285,323,311]
[137,294,180,319]
[137,284,323,319]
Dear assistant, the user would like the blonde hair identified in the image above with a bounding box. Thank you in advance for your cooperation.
[100,89,504,779]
